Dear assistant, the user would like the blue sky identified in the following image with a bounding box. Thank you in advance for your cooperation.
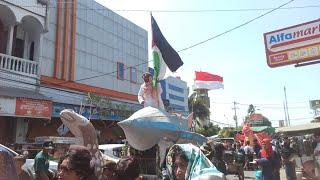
[95,0,319,127]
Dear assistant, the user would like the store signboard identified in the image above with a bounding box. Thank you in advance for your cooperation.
[264,19,320,67]
[15,98,52,119]
[0,96,16,116]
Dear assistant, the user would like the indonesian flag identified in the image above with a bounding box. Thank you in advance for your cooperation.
[194,71,224,90]
[151,15,183,86]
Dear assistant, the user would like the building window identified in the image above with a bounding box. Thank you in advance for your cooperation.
[130,67,137,83]
[117,62,125,80]
[171,103,186,111]
[169,94,185,102]
[168,84,184,93]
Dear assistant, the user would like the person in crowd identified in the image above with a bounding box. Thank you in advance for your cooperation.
[34,141,54,180]
[113,156,140,180]
[271,139,282,180]
[102,160,116,180]
[57,145,96,180]
[0,148,19,180]
[243,141,254,170]
[253,139,261,158]
[314,132,320,177]
[212,143,227,174]
[254,139,274,180]
[165,144,225,180]
[233,142,245,180]
[137,72,164,109]
[255,138,282,180]
[281,140,297,180]
[14,155,34,180]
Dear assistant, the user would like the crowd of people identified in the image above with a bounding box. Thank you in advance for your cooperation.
[194,133,320,180]
[1,132,320,180]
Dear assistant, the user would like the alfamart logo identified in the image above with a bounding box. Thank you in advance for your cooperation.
[268,22,320,45]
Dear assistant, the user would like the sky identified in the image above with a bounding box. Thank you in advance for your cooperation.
[95,0,320,127]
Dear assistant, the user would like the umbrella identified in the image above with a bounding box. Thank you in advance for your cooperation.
[118,107,207,151]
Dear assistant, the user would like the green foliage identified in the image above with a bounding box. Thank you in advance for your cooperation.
[83,93,135,120]
[218,127,237,138]
[188,92,210,121]
[195,123,220,137]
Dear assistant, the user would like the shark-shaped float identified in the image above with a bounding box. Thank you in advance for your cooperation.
[59,107,208,179]
[118,106,207,165]
[60,109,104,179]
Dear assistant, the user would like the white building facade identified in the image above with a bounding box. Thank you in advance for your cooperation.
[0,0,148,144]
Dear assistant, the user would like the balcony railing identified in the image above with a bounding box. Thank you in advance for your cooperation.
[0,53,39,77]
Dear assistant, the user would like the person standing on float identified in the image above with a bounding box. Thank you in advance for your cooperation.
[138,72,164,110]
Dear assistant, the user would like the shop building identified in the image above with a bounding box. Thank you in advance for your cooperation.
[0,0,147,144]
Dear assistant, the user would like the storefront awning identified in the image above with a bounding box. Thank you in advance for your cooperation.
[0,86,51,100]
[276,122,320,135]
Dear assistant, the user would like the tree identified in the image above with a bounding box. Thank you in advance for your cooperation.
[83,93,134,120]
[195,123,220,137]
[218,127,237,138]
[188,92,210,128]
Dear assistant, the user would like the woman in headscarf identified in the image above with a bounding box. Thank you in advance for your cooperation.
[165,144,225,180]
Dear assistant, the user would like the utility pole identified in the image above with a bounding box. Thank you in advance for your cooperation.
[232,101,239,129]
[283,101,288,126]
[284,86,290,126]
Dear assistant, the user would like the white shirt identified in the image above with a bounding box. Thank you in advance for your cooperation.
[138,82,164,110]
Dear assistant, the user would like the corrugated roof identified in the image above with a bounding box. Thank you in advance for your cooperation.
[0,86,51,101]
[276,122,320,134]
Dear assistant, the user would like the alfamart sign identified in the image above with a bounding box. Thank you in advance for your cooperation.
[264,19,320,67]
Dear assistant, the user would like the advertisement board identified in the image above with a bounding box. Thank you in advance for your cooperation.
[310,100,320,109]
[15,98,52,119]
[0,96,16,116]
[264,19,320,67]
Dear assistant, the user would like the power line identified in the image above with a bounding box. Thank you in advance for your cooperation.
[8,2,320,12]
[57,60,150,85]
[66,0,293,87]
[210,101,309,109]
[178,0,295,52]
[2,0,296,85]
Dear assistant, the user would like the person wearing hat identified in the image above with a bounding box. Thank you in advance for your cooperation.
[137,72,164,109]
[34,141,54,180]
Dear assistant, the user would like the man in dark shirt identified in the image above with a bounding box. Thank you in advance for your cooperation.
[281,140,297,180]
[34,141,54,180]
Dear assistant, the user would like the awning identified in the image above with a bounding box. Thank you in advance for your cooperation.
[251,126,275,134]
[276,122,320,135]
[0,86,51,100]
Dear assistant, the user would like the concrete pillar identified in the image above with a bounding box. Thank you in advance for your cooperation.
[15,118,27,143]
[6,25,14,55]
[23,32,29,59]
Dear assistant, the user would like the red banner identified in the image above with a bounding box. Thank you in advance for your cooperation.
[15,98,52,119]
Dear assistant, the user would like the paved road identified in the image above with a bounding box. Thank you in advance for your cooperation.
[226,171,255,180]
[226,169,287,180]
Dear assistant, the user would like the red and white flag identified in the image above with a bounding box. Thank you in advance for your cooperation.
[194,71,224,90]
